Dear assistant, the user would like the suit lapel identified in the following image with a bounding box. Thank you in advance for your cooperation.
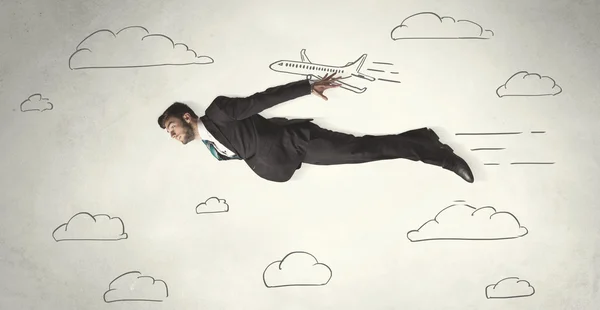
[199,115,241,157]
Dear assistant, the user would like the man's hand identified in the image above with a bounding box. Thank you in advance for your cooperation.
[311,73,342,100]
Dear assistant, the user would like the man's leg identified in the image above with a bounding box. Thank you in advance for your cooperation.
[302,122,474,182]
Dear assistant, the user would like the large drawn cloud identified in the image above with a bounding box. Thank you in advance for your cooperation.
[496,71,562,97]
[263,251,332,288]
[486,277,535,299]
[20,93,53,112]
[103,271,168,303]
[196,196,229,214]
[407,203,528,242]
[52,212,128,241]
[68,26,214,69]
[391,12,494,40]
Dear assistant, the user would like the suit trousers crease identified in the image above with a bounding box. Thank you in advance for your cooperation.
[301,123,448,166]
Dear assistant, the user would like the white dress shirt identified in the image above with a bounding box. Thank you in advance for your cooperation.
[197,119,238,158]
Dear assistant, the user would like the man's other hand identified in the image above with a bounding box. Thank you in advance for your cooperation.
[311,73,342,101]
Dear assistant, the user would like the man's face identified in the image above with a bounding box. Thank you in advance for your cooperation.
[164,115,195,145]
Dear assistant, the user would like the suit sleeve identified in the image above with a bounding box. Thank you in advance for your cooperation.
[209,79,312,120]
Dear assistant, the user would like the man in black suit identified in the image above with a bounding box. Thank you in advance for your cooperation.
[157,74,474,183]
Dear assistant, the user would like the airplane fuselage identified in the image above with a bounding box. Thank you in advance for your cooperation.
[269,60,352,78]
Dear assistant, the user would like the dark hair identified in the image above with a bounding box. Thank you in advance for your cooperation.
[157,102,199,129]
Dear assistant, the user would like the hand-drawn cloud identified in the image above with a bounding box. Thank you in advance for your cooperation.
[263,251,332,288]
[196,196,229,214]
[407,203,528,242]
[68,25,214,69]
[391,12,494,40]
[103,271,168,303]
[52,212,128,241]
[20,94,53,112]
[496,71,562,97]
[486,277,535,299]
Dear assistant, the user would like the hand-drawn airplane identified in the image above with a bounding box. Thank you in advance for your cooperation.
[269,49,376,93]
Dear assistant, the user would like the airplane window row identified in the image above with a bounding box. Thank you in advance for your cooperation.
[284,62,344,73]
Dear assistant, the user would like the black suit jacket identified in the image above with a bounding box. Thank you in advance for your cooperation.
[199,79,314,182]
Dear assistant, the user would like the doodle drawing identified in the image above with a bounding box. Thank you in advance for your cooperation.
[20,93,53,112]
[407,202,528,242]
[496,71,562,97]
[391,12,494,40]
[196,196,229,214]
[52,212,128,241]
[103,271,168,303]
[455,131,555,165]
[485,277,535,299]
[68,25,214,70]
[269,49,400,94]
[263,251,332,288]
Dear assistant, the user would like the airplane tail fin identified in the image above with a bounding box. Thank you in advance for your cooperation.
[347,54,367,71]
[346,54,375,81]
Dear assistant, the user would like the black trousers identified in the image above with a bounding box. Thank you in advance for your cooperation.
[302,122,450,166]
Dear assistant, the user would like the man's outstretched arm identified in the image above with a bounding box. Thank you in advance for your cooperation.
[209,74,341,120]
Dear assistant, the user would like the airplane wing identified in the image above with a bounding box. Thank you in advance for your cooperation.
[308,74,366,94]
[351,73,376,82]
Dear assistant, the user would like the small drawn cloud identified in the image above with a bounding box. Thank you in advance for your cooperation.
[196,197,229,214]
[391,12,493,40]
[263,251,332,288]
[103,271,168,303]
[52,212,128,241]
[486,277,535,299]
[496,71,562,97]
[407,203,528,242]
[20,94,53,112]
[68,25,214,69]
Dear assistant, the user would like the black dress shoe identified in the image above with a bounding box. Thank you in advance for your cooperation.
[421,128,474,183]
[424,129,453,150]
[442,152,474,183]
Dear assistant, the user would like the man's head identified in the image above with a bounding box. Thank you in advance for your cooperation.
[158,102,199,145]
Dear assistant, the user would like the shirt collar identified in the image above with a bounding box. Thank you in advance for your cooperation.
[197,118,211,141]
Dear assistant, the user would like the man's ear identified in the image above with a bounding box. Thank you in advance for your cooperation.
[182,112,191,123]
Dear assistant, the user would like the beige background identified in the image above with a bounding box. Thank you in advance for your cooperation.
[1,0,599,309]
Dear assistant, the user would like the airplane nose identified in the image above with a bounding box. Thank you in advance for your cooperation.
[269,61,282,71]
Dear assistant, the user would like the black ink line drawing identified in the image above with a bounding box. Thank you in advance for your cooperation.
[486,277,535,299]
[531,131,546,134]
[20,93,53,112]
[103,271,168,303]
[391,12,494,40]
[364,62,402,83]
[455,132,522,136]
[480,161,555,166]
[196,196,229,214]
[68,25,214,70]
[263,251,332,288]
[496,71,562,97]
[378,78,402,83]
[52,212,127,241]
[407,202,528,242]
[471,148,506,151]
[511,162,555,165]
[269,49,400,94]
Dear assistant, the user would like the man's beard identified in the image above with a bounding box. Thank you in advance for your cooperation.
[181,122,195,144]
